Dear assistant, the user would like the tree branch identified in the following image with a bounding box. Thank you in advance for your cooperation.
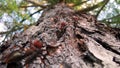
[20,5,39,8]
[75,0,106,13]
[100,14,120,22]
[24,0,47,8]
[96,0,109,18]
[20,8,43,23]
[0,8,43,42]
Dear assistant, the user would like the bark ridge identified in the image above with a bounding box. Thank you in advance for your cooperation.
[0,3,120,68]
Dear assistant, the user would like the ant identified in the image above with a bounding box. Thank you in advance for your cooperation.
[2,39,59,68]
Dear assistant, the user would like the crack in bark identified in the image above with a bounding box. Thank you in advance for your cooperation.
[83,51,102,64]
[113,57,120,65]
[93,38,120,55]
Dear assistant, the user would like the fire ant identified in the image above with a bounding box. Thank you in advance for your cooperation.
[2,35,58,68]
[72,16,79,21]
[60,22,66,30]
[56,22,67,39]
[2,39,59,68]
[23,39,51,67]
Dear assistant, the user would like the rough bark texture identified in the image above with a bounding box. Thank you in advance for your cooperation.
[0,3,120,68]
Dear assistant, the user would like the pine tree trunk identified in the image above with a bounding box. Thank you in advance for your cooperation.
[0,3,120,68]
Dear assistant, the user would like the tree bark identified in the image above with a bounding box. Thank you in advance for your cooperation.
[0,3,120,68]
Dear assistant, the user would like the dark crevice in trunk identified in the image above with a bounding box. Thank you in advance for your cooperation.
[94,31,105,36]
[77,27,105,36]
[82,51,103,68]
[113,57,120,65]
[115,33,120,40]
[83,51,102,64]
[75,34,84,39]
[80,27,95,34]
[0,45,9,54]
[77,43,87,52]
[0,43,10,54]
[93,38,120,55]
[7,62,23,68]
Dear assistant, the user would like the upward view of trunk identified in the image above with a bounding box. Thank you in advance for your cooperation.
[0,3,120,68]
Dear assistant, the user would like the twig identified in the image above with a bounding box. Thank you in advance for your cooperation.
[20,8,43,23]
[20,5,39,8]
[0,8,43,35]
[100,14,120,22]
[0,9,43,42]
[72,1,88,7]
[96,0,109,18]
[75,0,105,13]
[24,0,47,8]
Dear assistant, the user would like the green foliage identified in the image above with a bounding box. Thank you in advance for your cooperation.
[66,0,82,4]
[47,0,83,6]
[0,0,18,14]
[99,0,120,28]
[0,0,42,42]
[115,0,120,4]
[47,0,59,5]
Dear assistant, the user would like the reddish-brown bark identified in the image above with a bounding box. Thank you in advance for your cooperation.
[0,3,120,68]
